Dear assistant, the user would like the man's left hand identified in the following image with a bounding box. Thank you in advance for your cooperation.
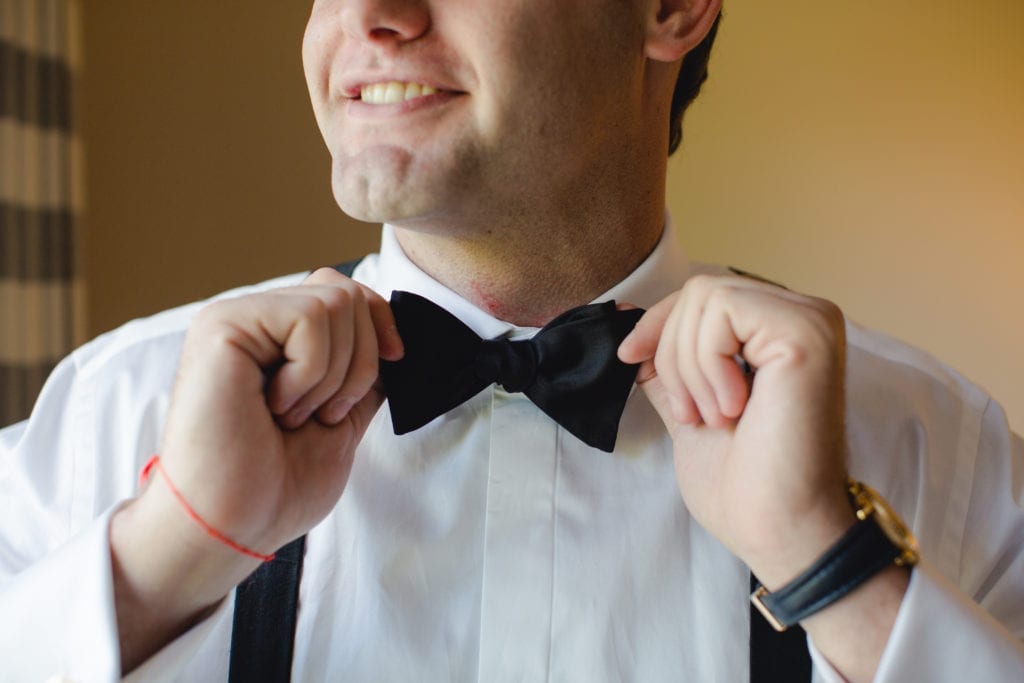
[618,274,856,587]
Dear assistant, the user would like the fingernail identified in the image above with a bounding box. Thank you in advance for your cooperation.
[618,334,636,359]
[325,396,356,423]
[390,326,404,355]
[283,404,313,429]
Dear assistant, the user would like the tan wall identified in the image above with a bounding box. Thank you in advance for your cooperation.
[81,2,1022,430]
[668,1,1024,430]
[80,3,379,336]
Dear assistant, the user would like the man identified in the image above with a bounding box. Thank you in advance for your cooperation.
[1,0,1022,681]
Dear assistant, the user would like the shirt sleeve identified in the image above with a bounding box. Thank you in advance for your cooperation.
[0,345,130,680]
[0,502,233,682]
[0,505,122,681]
[807,560,1024,682]
[808,399,1024,681]
[0,316,230,680]
[874,560,1024,680]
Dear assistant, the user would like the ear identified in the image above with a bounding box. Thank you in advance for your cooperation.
[644,0,722,63]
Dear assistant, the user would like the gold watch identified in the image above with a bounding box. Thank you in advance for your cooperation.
[751,478,919,631]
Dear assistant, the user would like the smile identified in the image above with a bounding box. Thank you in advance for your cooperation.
[360,81,439,105]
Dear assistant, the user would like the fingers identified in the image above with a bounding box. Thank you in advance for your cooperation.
[671,283,716,425]
[364,287,404,361]
[617,292,677,364]
[696,294,748,420]
[304,268,404,361]
[265,291,336,420]
[272,286,362,428]
[273,271,401,428]
[618,274,843,429]
[313,293,378,426]
[192,269,404,431]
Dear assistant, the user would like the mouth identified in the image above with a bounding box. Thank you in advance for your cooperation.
[358,81,442,105]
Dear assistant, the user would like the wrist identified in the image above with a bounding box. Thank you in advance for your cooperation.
[742,494,858,590]
[749,478,919,633]
[801,562,911,683]
[111,484,261,621]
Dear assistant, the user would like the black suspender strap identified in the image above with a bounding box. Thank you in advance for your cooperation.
[330,258,365,280]
[227,258,364,682]
[749,572,812,682]
[228,535,306,683]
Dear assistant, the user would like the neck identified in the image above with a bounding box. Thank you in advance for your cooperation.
[390,87,674,327]
[392,199,665,327]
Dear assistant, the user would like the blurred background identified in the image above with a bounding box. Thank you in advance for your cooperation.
[1,1,1021,429]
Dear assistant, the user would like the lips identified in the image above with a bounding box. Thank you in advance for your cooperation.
[360,81,440,104]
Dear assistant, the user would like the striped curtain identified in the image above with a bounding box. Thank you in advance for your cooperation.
[0,0,85,427]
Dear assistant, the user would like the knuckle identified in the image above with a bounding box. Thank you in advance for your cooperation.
[683,273,717,296]
[805,298,846,344]
[704,284,731,311]
[296,295,331,324]
[320,285,355,312]
[310,266,338,278]
[358,282,383,306]
[189,301,239,341]
[306,266,346,284]
[193,299,229,325]
[781,342,811,368]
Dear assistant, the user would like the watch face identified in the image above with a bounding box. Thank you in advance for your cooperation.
[859,482,920,566]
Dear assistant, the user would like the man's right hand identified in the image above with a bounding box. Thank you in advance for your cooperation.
[108,267,403,673]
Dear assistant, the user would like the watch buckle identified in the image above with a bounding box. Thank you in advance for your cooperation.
[750,585,788,633]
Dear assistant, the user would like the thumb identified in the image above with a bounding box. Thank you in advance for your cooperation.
[617,291,679,364]
[346,380,387,440]
[633,361,678,434]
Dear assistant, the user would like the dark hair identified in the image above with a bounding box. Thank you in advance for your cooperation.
[668,12,722,155]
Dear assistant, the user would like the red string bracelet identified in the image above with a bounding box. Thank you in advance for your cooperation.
[139,455,276,562]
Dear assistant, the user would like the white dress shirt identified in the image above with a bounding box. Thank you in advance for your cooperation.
[1,223,1022,682]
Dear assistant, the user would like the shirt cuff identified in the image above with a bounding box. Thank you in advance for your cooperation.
[0,505,122,681]
[122,596,231,683]
[807,559,1024,682]
[0,503,230,682]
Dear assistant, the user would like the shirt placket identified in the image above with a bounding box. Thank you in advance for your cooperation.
[476,387,559,682]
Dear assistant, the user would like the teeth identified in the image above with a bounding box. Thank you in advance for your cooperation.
[360,81,439,104]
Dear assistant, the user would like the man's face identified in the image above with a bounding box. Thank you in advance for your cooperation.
[303,0,649,228]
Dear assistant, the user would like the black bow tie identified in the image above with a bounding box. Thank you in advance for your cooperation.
[379,291,644,452]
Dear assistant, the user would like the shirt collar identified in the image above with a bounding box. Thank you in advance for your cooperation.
[373,213,689,340]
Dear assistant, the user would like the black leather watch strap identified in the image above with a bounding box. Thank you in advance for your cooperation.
[754,516,901,629]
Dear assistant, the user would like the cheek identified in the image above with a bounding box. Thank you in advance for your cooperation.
[301,9,338,113]
[478,13,623,130]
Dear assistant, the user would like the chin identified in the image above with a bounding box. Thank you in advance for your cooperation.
[331,163,471,228]
[330,176,427,225]
[329,150,420,221]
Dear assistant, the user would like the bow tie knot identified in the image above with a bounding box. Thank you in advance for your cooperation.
[380,291,645,452]
[475,339,537,392]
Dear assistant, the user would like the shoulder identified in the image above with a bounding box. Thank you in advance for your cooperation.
[691,263,1000,502]
[841,319,1009,581]
[843,320,990,419]
[71,272,309,379]
[688,261,990,426]
[13,270,311,459]
[0,271,328,527]
[68,252,382,393]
